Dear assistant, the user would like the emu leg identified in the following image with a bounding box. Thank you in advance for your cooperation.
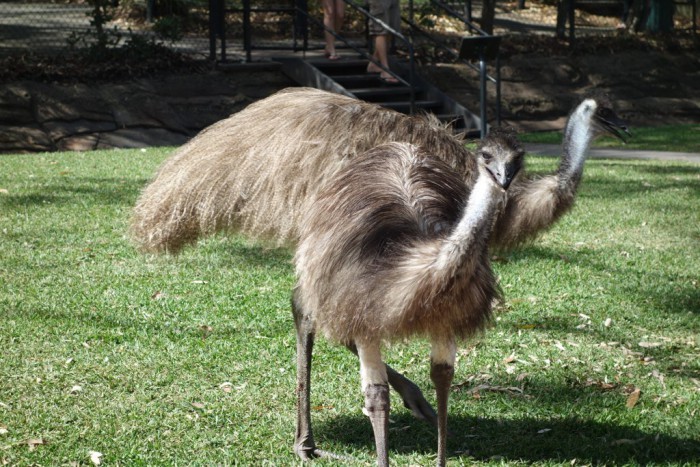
[357,342,390,467]
[386,365,437,426]
[430,341,456,467]
[292,296,340,460]
[346,343,437,426]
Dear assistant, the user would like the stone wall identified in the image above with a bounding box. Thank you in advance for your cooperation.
[0,65,295,153]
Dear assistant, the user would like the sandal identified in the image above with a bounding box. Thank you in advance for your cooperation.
[324,51,341,60]
[379,75,400,85]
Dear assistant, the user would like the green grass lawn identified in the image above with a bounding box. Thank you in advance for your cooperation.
[520,124,700,153]
[1,146,698,465]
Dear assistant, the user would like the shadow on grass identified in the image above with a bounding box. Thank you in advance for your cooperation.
[315,407,700,464]
[220,242,293,270]
[501,245,699,378]
[0,177,149,208]
[509,246,699,317]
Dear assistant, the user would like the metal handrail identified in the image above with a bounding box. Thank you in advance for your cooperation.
[288,0,417,113]
[341,0,417,114]
[428,0,488,36]
[406,0,501,130]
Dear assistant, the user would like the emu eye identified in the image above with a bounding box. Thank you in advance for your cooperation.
[481,152,493,162]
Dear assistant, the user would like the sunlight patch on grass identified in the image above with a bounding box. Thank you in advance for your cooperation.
[520,124,700,153]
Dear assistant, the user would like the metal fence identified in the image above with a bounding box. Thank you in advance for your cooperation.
[0,0,373,60]
[0,0,213,57]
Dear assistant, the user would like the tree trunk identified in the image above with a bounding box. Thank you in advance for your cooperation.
[646,0,675,32]
[555,0,569,39]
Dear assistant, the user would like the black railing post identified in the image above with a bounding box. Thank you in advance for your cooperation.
[479,56,487,137]
[209,0,216,60]
[495,55,501,127]
[568,0,576,47]
[146,0,155,22]
[243,0,252,62]
[209,0,225,61]
[294,0,309,52]
[459,36,501,139]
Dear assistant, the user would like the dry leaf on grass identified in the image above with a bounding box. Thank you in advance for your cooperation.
[610,438,643,446]
[0,427,7,435]
[27,438,45,450]
[191,402,205,410]
[151,291,166,300]
[219,382,233,393]
[464,383,525,397]
[312,405,334,411]
[200,325,213,338]
[0,189,8,195]
[626,387,642,408]
[584,379,617,390]
[89,450,103,465]
[638,341,662,348]
[69,385,82,394]
[651,370,666,389]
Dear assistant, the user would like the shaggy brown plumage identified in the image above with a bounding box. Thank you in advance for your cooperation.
[130,87,472,253]
[293,137,523,466]
[295,143,495,344]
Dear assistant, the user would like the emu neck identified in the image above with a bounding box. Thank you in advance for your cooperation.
[435,174,499,272]
[559,107,593,186]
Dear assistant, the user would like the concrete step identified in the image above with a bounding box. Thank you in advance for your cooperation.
[350,86,416,102]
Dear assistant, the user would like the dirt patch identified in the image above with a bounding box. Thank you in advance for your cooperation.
[425,47,699,131]
[421,32,700,131]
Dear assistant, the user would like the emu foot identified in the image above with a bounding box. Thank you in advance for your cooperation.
[294,439,351,462]
[400,381,438,426]
[386,366,438,427]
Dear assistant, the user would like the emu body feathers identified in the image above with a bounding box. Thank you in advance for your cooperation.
[294,140,520,466]
[131,87,472,253]
[295,143,499,346]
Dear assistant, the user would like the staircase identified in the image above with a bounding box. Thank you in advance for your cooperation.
[278,54,482,135]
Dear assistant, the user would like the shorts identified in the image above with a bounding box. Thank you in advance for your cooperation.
[368,0,400,35]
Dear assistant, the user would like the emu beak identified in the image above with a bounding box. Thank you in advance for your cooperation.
[486,164,514,191]
[595,109,631,143]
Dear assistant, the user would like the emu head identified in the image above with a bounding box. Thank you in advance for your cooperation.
[579,92,631,143]
[477,127,525,191]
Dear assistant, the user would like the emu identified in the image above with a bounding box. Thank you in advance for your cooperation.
[294,135,522,466]
[130,87,625,256]
[130,88,628,461]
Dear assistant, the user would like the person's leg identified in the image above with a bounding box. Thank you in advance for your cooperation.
[334,0,345,33]
[322,0,339,58]
[368,35,398,82]
[366,0,399,82]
